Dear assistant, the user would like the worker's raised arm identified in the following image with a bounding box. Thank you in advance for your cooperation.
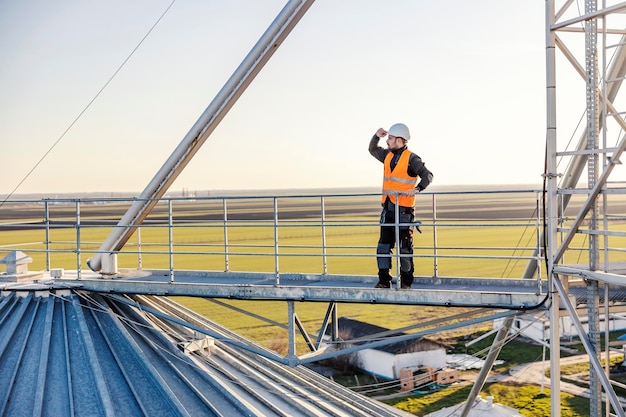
[369,129,389,163]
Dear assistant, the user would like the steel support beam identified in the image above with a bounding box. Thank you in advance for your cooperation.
[460,316,514,417]
[88,0,316,272]
[55,276,547,309]
[553,276,625,416]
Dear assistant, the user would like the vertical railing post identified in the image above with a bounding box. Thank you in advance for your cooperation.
[168,199,174,283]
[432,194,438,278]
[320,196,328,275]
[44,199,50,272]
[223,199,230,272]
[75,200,81,280]
[137,227,143,270]
[273,197,280,284]
[545,3,561,414]
[287,300,295,357]
[394,193,401,289]
[535,191,542,291]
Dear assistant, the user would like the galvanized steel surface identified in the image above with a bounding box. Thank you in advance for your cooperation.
[0,290,411,417]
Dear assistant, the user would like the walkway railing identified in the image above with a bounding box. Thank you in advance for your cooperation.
[0,189,549,284]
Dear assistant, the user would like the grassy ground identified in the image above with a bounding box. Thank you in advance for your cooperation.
[388,382,592,417]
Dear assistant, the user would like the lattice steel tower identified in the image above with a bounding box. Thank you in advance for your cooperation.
[547,1,626,416]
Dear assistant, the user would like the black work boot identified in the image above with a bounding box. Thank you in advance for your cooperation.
[375,269,392,289]
[400,271,414,289]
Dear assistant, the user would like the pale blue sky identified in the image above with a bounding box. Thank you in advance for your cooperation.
[0,1,549,195]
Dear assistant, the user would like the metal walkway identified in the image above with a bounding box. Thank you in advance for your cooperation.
[0,188,552,313]
[49,270,548,310]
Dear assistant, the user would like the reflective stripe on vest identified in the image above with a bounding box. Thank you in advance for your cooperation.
[382,149,417,206]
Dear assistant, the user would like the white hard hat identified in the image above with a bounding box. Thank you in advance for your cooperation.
[388,123,410,141]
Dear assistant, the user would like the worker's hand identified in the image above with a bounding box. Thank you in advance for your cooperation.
[376,128,387,138]
[405,189,417,196]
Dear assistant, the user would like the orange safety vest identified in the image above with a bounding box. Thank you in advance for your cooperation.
[382,149,417,207]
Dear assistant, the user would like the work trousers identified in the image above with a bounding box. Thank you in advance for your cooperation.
[376,202,414,279]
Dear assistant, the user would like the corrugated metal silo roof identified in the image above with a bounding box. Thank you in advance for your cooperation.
[0,288,411,417]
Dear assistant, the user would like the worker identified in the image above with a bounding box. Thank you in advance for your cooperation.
[368,123,433,289]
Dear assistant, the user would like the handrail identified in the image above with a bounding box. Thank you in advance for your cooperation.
[0,189,562,285]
